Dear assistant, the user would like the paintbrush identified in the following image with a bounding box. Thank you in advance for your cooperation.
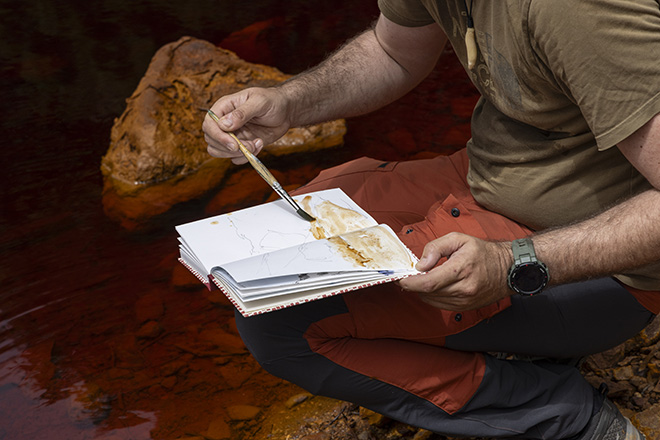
[205,109,315,222]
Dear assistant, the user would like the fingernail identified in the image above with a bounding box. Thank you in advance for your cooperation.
[220,116,232,129]
[415,257,429,271]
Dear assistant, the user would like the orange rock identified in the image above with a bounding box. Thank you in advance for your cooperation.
[100,36,346,229]
[281,162,326,188]
[136,321,163,339]
[227,404,261,421]
[219,362,255,389]
[632,403,660,439]
[160,375,177,390]
[206,417,231,440]
[198,327,246,354]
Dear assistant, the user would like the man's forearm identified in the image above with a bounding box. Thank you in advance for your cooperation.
[533,189,660,285]
[277,17,446,127]
[277,28,419,127]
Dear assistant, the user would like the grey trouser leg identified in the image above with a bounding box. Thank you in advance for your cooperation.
[443,277,654,437]
[235,278,654,439]
[445,277,654,358]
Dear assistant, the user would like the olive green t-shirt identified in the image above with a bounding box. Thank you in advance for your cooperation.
[378,0,660,290]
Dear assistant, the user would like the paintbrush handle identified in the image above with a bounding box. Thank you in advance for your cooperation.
[226,132,307,212]
[226,132,278,186]
[205,109,315,221]
[205,110,278,184]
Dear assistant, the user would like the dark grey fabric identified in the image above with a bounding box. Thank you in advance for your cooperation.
[234,278,654,439]
[445,278,654,358]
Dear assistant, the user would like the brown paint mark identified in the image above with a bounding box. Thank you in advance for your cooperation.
[300,197,414,269]
[301,197,376,240]
[330,226,415,269]
[328,236,373,267]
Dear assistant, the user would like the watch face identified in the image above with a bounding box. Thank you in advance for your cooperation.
[511,263,548,295]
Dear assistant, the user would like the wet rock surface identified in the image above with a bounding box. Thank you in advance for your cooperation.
[100,36,346,229]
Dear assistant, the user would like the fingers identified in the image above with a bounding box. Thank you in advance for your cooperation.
[203,117,236,150]
[217,105,251,133]
[398,233,511,311]
[400,252,463,294]
[398,267,469,311]
[203,106,265,162]
[204,129,263,164]
[202,88,286,163]
[414,232,463,271]
[204,133,246,164]
[399,234,467,295]
[400,263,489,311]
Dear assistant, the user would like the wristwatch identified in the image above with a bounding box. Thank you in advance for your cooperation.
[507,238,549,296]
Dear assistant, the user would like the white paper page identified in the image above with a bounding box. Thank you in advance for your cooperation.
[178,248,205,279]
[175,188,376,276]
[178,238,204,271]
[214,273,408,316]
[214,271,386,303]
[220,224,418,284]
[220,270,387,291]
[219,238,366,282]
[239,273,390,301]
[213,267,389,299]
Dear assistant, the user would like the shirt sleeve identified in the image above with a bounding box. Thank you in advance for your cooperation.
[377,0,436,27]
[528,0,660,149]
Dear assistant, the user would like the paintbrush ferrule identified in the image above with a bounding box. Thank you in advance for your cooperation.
[205,109,315,222]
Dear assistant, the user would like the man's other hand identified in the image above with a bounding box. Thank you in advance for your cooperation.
[398,233,513,311]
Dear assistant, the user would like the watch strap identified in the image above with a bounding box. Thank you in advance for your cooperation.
[508,238,549,295]
[512,238,537,265]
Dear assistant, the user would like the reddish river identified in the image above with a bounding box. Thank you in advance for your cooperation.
[0,1,477,438]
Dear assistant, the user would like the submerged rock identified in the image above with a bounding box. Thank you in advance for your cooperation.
[633,403,660,439]
[227,404,262,421]
[206,417,231,440]
[101,36,345,229]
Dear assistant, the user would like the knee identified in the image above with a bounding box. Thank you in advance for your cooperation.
[234,310,306,366]
[233,312,330,395]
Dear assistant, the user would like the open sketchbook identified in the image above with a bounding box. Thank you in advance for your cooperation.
[176,188,419,317]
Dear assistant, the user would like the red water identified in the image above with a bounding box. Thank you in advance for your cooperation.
[0,1,478,438]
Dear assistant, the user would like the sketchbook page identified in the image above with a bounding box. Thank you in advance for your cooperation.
[234,272,392,302]
[218,269,387,292]
[175,188,376,276]
[218,224,418,284]
[213,272,410,317]
[177,237,206,277]
[213,267,388,300]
